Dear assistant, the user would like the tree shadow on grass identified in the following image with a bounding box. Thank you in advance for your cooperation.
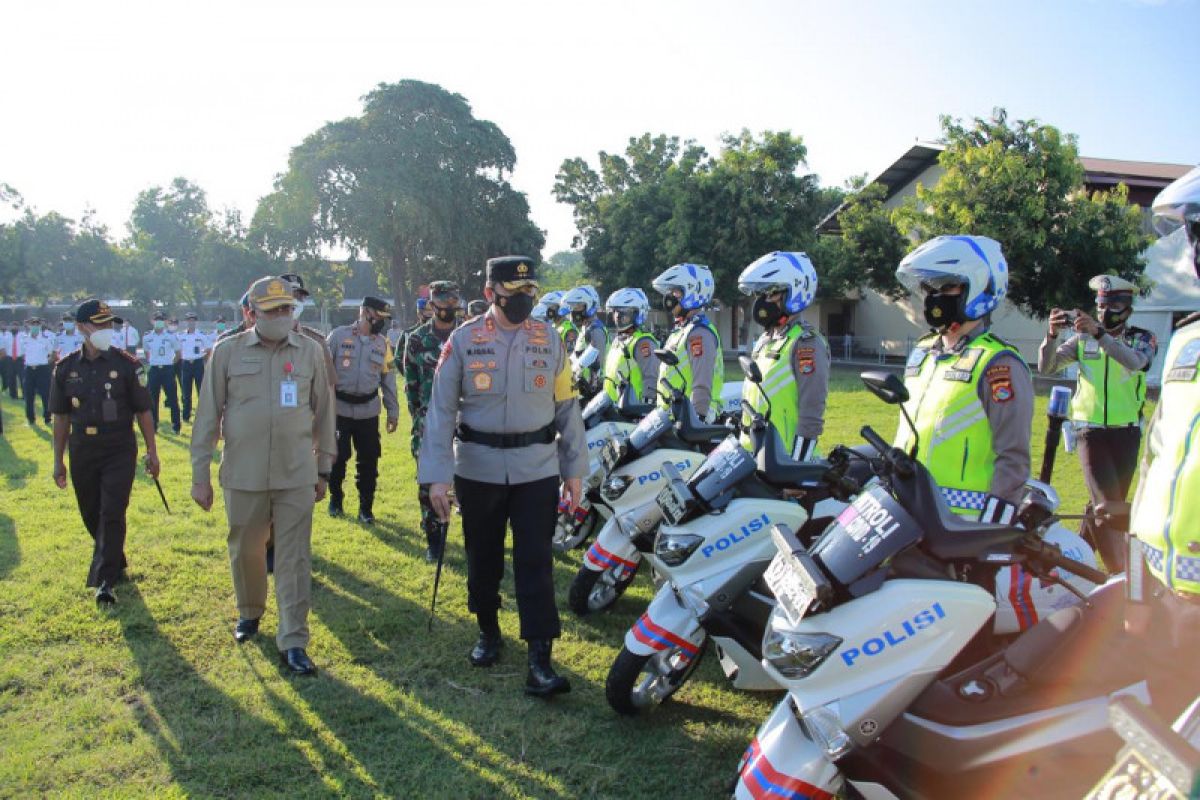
[0,432,37,489]
[0,514,17,580]
[116,583,337,797]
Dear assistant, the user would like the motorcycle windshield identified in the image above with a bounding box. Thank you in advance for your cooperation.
[628,408,672,451]
[686,435,756,504]
[582,391,612,424]
[810,483,923,587]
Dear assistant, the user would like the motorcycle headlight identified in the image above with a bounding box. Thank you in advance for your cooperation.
[655,531,704,567]
[764,630,842,679]
[602,475,634,502]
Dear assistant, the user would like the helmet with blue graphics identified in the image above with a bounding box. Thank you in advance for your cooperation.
[605,287,651,330]
[1153,165,1200,278]
[737,251,818,315]
[896,235,1008,321]
[562,285,601,318]
[651,263,715,312]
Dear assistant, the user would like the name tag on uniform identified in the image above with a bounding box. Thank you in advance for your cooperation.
[1166,338,1200,383]
[280,379,298,408]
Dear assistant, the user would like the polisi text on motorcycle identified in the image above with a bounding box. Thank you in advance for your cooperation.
[841,602,947,666]
[701,513,770,558]
[637,459,692,486]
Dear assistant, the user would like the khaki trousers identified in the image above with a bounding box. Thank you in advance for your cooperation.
[224,486,314,651]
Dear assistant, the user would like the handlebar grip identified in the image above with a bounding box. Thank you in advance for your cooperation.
[860,425,890,457]
[1050,552,1108,586]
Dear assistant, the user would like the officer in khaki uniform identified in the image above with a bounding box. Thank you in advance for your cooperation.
[190,275,336,676]
[419,256,588,698]
[326,296,399,523]
[1039,274,1156,571]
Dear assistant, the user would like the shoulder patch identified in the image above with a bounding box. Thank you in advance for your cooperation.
[638,340,652,359]
[117,349,141,365]
[689,335,704,357]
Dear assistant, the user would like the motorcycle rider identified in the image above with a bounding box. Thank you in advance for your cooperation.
[561,285,608,400]
[602,288,659,404]
[894,235,1034,523]
[1039,274,1156,571]
[532,290,565,328]
[1127,165,1200,715]
[549,290,580,353]
[737,251,829,460]
[651,263,724,422]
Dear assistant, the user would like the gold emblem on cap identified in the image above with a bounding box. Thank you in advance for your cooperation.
[99,302,110,313]
[517,263,529,275]
[268,279,286,296]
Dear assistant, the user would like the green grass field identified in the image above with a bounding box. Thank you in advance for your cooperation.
[0,369,1100,798]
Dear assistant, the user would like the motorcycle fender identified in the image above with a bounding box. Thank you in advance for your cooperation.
[735,697,843,800]
[582,518,642,574]
[623,585,705,662]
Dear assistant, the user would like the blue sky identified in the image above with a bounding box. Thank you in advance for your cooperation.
[2,0,1196,255]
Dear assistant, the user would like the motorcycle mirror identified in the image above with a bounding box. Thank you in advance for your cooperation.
[655,348,679,367]
[739,355,763,384]
[860,370,909,405]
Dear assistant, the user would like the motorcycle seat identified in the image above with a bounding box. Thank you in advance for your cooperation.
[675,398,730,444]
[904,580,1134,727]
[894,461,1024,561]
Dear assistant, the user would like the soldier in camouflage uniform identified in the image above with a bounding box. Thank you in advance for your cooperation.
[394,297,433,373]
[403,281,461,561]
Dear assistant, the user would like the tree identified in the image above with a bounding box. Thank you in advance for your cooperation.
[824,183,909,300]
[128,178,214,308]
[894,109,1152,314]
[253,80,543,322]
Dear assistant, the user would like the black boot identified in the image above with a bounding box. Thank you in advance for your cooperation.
[469,610,502,667]
[328,496,344,518]
[524,639,570,697]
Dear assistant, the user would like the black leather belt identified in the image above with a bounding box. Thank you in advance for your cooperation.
[456,422,556,448]
[336,390,378,405]
[71,422,131,436]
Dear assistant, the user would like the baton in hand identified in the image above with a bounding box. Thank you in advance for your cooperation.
[143,455,171,514]
[426,519,451,631]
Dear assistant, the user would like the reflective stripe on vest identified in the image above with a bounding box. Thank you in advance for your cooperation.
[1131,323,1200,595]
[1070,334,1146,426]
[739,322,822,455]
[895,333,1023,515]
[657,316,724,412]
[604,330,655,403]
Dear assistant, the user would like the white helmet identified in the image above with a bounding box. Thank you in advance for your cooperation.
[539,290,567,318]
[737,251,818,314]
[605,287,650,330]
[651,263,715,311]
[530,301,551,321]
[562,285,601,318]
[896,235,1008,320]
[1153,165,1200,277]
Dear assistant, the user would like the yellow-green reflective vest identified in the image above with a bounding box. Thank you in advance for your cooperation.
[740,322,824,454]
[604,330,656,403]
[895,332,1024,515]
[1070,333,1147,426]
[1131,322,1200,595]
[657,315,724,414]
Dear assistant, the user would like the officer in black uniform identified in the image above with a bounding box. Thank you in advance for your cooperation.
[50,299,160,605]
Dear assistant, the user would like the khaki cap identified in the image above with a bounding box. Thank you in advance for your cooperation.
[249,276,297,311]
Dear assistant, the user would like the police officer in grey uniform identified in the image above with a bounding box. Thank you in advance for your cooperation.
[418,256,588,698]
[326,296,400,523]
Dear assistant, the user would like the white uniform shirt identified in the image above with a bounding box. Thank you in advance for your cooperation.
[0,331,13,357]
[114,325,140,350]
[19,332,56,366]
[56,330,85,357]
[143,331,181,366]
[178,330,209,361]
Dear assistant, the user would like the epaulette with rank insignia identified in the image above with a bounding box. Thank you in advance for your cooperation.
[116,349,142,366]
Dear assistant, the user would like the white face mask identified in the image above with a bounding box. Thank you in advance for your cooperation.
[88,328,114,350]
[255,315,294,342]
[291,300,306,321]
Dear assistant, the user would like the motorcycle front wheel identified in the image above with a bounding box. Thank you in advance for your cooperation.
[568,560,640,616]
[605,639,707,716]
[552,507,598,552]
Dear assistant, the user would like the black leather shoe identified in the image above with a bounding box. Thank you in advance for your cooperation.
[95,582,117,606]
[234,617,260,644]
[265,545,275,575]
[328,500,344,518]
[280,648,317,676]
[357,511,375,525]
[525,639,570,697]
[469,630,502,667]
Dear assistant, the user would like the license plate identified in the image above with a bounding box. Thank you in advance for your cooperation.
[765,552,818,626]
[656,481,689,526]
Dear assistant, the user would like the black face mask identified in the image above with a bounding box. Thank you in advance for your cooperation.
[572,310,588,324]
[662,294,680,313]
[752,296,786,329]
[434,306,457,324]
[923,292,964,330]
[368,318,387,335]
[496,292,535,324]
[1100,308,1131,330]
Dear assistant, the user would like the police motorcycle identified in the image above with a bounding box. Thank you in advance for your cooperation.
[602,356,871,716]
[731,398,1139,799]
[565,350,733,614]
[1086,694,1200,800]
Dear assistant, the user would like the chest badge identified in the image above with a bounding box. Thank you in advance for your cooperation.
[109,370,118,379]
[474,372,493,391]
[71,397,81,408]
[533,374,547,389]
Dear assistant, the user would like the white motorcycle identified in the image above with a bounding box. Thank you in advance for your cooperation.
[732,422,1138,800]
